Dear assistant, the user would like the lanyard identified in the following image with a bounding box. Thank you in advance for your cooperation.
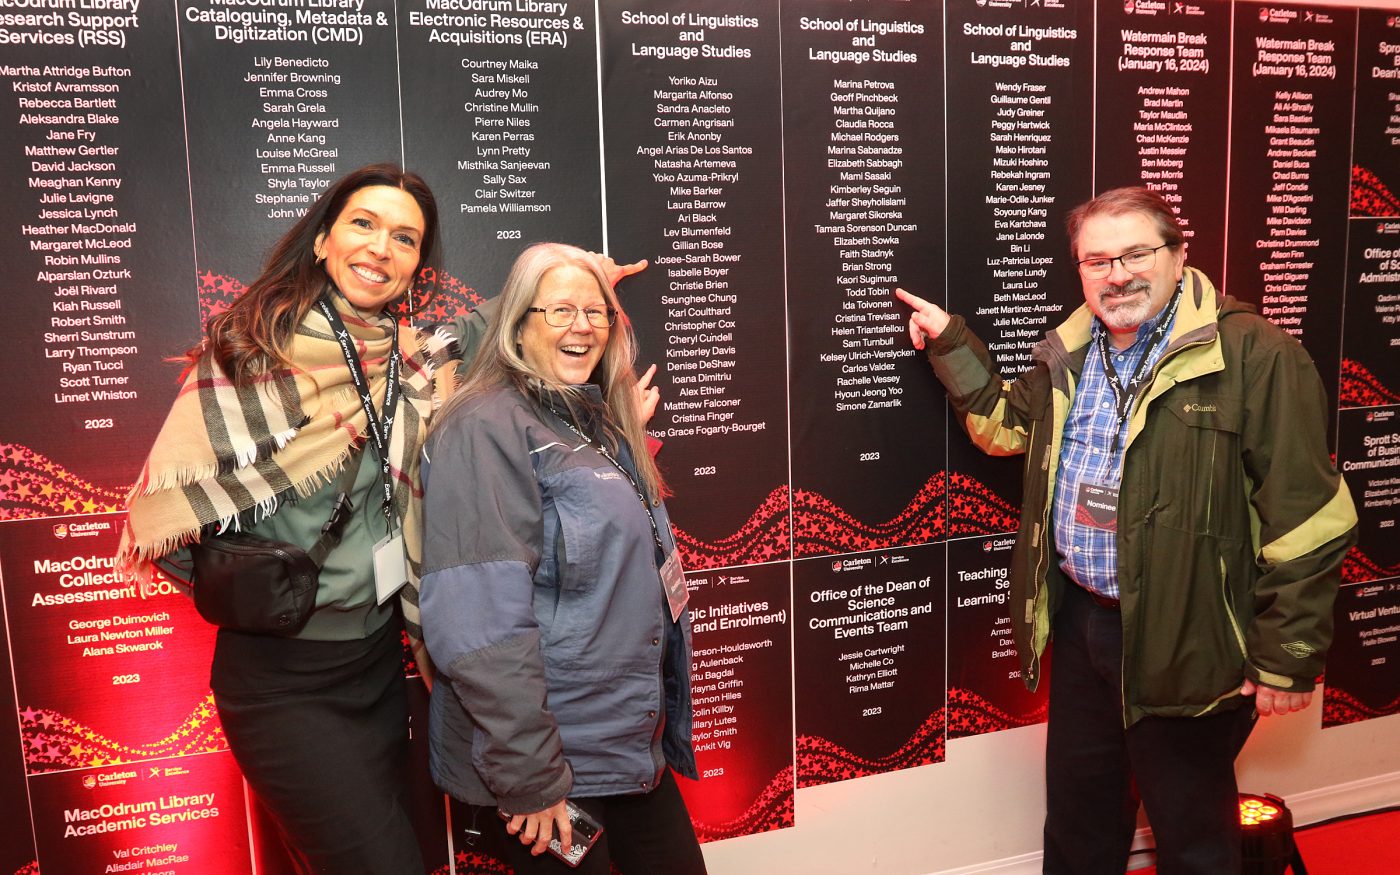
[1093,285,1181,453]
[545,402,666,558]
[316,294,400,521]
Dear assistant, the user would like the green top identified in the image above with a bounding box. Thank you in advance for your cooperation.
[164,303,497,641]
[244,450,395,640]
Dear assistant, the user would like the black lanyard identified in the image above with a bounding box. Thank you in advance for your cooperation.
[316,294,400,520]
[545,402,666,559]
[1093,285,1181,452]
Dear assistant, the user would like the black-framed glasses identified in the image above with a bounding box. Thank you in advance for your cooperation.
[1076,243,1172,279]
[527,304,617,328]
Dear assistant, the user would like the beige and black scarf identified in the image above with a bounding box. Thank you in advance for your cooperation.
[117,294,458,645]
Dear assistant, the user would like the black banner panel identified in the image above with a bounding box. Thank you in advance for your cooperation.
[3,6,199,507]
[1093,0,1231,282]
[178,0,403,305]
[1339,220,1400,409]
[1350,9,1400,219]
[942,0,1093,519]
[1336,407,1400,587]
[400,0,604,305]
[1323,579,1400,728]
[781,0,948,558]
[946,535,1049,738]
[599,0,791,569]
[793,545,945,787]
[678,564,795,839]
[1225,2,1354,408]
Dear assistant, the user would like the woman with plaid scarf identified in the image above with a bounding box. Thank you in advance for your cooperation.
[119,164,458,874]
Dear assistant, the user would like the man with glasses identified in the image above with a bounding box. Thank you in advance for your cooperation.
[897,187,1355,873]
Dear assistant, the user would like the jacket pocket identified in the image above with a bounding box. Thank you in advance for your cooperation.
[1134,523,1248,709]
[1151,394,1243,537]
[547,467,610,593]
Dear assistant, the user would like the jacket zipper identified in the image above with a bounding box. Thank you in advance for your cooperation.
[1125,502,1162,726]
[1026,419,1049,690]
[1118,331,1212,725]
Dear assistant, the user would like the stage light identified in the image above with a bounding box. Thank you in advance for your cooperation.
[1239,793,1306,875]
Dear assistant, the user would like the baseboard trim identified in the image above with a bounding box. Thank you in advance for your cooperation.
[925,771,1400,875]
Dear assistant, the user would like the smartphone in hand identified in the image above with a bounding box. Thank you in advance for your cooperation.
[499,800,603,868]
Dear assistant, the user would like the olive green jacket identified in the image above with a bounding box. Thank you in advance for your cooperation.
[926,267,1356,725]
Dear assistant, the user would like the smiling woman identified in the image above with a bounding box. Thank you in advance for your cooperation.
[119,164,456,874]
[313,185,426,317]
[417,243,707,875]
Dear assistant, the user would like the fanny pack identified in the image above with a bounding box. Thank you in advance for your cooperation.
[189,452,362,635]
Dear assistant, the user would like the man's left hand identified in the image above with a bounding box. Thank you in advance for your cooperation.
[1241,677,1312,716]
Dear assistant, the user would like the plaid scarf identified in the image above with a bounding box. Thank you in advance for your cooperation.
[117,294,458,619]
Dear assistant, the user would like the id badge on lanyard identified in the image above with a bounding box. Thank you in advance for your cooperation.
[659,548,688,623]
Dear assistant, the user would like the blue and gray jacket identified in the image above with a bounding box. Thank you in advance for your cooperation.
[419,383,696,812]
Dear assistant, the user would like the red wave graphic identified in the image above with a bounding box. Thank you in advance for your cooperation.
[197,269,482,330]
[1351,165,1400,217]
[404,267,484,323]
[692,768,795,842]
[673,487,791,569]
[1341,546,1400,585]
[672,472,1019,568]
[431,850,510,875]
[18,693,227,773]
[791,479,945,557]
[1322,687,1400,728]
[1338,359,1399,408]
[795,709,945,788]
[946,471,1022,537]
[0,443,126,520]
[947,687,1048,739]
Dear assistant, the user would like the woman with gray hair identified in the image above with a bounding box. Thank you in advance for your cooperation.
[416,243,706,873]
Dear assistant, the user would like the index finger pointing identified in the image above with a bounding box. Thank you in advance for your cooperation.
[894,287,931,311]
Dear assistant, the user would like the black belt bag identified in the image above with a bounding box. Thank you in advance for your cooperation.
[189,452,362,635]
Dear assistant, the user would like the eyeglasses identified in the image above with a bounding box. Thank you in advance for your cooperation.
[527,304,617,328]
[1076,244,1172,279]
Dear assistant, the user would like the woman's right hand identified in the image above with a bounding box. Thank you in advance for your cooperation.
[503,798,572,857]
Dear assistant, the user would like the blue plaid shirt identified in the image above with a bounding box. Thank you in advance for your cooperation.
[1052,305,1178,599]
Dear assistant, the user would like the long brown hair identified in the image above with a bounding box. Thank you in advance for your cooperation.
[437,243,666,501]
[188,163,441,384]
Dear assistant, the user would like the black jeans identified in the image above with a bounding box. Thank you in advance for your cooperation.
[479,769,707,874]
[1043,582,1256,875]
[211,618,425,874]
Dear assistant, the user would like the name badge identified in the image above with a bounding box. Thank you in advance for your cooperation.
[1074,482,1119,532]
[660,550,688,623]
[373,532,409,604]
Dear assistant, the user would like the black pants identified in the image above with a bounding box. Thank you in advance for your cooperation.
[1043,583,1257,875]
[211,618,425,875]
[479,769,707,875]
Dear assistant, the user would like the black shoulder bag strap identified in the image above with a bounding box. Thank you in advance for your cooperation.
[306,448,365,568]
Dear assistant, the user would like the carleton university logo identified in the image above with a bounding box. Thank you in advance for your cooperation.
[82,775,97,790]
[983,540,994,552]
[53,523,69,539]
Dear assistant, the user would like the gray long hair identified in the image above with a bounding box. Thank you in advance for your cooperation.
[437,243,665,500]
